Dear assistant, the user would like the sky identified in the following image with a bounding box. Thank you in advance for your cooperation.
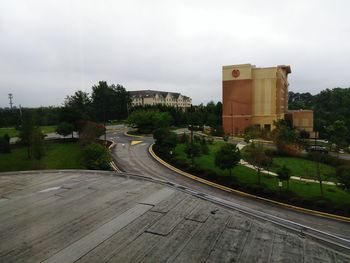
[0,0,349,108]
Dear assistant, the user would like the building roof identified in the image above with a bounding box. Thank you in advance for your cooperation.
[129,90,190,100]
[0,170,347,262]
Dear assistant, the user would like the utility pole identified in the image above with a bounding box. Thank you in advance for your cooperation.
[8,93,13,109]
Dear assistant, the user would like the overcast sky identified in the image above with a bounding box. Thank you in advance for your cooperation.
[1,0,349,108]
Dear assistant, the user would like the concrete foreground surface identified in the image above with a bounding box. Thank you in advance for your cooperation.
[0,171,349,263]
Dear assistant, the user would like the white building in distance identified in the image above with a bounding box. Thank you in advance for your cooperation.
[129,90,192,109]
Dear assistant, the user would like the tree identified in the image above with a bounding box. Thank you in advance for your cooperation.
[243,142,269,184]
[59,106,85,135]
[185,142,201,165]
[56,122,74,138]
[215,143,241,176]
[79,121,106,146]
[64,90,91,120]
[19,111,35,158]
[200,137,209,154]
[153,127,170,146]
[272,119,299,155]
[336,165,350,192]
[91,81,130,122]
[326,120,348,158]
[0,134,11,153]
[29,128,45,160]
[127,110,172,134]
[276,165,291,190]
[82,143,111,170]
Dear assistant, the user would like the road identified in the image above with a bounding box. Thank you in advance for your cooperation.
[107,125,350,241]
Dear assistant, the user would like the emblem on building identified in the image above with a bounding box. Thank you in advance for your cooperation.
[232,69,240,78]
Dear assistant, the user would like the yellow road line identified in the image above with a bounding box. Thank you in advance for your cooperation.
[123,131,144,138]
[149,144,350,223]
[131,140,143,146]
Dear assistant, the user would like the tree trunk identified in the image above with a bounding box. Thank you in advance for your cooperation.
[258,169,261,184]
[317,159,324,197]
[229,168,231,177]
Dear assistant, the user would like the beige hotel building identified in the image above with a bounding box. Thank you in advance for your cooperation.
[222,64,314,136]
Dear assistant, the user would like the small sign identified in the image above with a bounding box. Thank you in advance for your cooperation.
[278,181,283,187]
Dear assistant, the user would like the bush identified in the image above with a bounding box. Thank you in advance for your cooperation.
[336,165,350,191]
[0,134,11,153]
[179,132,189,144]
[29,128,45,160]
[82,143,111,170]
[56,122,74,137]
[79,121,105,146]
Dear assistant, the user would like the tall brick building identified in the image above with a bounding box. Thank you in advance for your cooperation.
[222,64,314,136]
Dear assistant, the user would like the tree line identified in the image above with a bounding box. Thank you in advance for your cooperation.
[289,87,350,142]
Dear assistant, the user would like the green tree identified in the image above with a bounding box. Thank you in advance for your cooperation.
[0,134,11,153]
[185,142,201,165]
[19,111,35,158]
[64,90,91,120]
[272,119,299,155]
[127,110,172,134]
[215,143,241,176]
[276,165,291,190]
[56,122,74,138]
[336,165,350,192]
[29,128,45,160]
[243,142,269,184]
[200,137,209,154]
[327,120,348,157]
[83,143,111,170]
[153,127,170,146]
[91,81,130,122]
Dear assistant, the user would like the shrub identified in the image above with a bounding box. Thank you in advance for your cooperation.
[29,128,45,160]
[56,122,74,137]
[83,143,111,170]
[336,165,350,191]
[179,132,189,143]
[0,134,11,153]
[79,121,106,146]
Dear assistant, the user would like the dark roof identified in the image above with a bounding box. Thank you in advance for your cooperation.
[129,90,189,99]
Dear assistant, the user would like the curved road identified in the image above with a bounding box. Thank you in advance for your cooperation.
[106,125,350,240]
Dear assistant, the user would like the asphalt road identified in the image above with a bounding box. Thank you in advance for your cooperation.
[107,125,350,240]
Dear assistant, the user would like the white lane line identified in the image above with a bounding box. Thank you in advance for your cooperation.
[38,186,61,193]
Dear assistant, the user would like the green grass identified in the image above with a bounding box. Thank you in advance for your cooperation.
[0,125,57,138]
[270,157,336,182]
[0,142,85,172]
[0,128,19,138]
[173,142,350,207]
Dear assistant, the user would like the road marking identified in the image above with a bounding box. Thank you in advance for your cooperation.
[38,186,61,193]
[131,140,143,146]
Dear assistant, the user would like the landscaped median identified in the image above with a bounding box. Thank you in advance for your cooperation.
[149,142,350,221]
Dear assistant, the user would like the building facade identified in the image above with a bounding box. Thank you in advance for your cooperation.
[129,90,192,109]
[222,64,313,135]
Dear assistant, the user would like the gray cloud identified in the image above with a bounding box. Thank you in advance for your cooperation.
[1,0,350,107]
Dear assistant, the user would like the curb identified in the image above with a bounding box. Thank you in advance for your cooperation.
[149,144,350,223]
[123,131,144,138]
[106,139,122,173]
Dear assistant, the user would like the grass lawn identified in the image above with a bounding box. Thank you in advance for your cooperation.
[270,157,336,182]
[173,142,350,207]
[0,125,57,138]
[0,141,85,172]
